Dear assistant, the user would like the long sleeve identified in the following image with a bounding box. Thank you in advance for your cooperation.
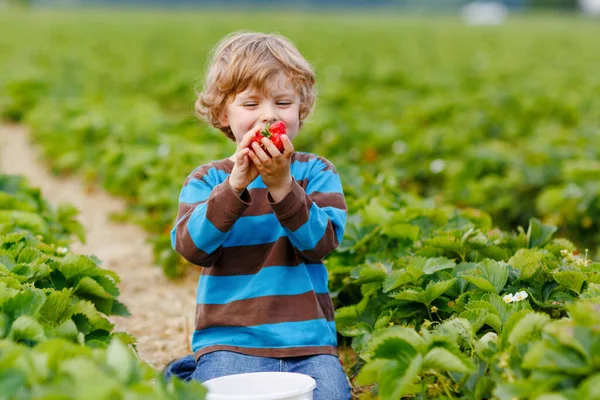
[171,166,252,267]
[268,157,347,262]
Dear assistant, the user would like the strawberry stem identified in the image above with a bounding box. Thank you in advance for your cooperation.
[261,123,272,138]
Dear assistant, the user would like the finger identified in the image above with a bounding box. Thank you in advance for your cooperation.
[281,135,294,155]
[252,142,271,164]
[248,149,263,169]
[238,134,255,151]
[261,138,281,158]
[238,126,260,149]
[236,148,250,164]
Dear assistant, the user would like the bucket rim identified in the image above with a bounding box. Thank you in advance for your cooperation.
[204,371,317,400]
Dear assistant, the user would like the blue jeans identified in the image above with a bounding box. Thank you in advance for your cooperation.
[164,351,351,400]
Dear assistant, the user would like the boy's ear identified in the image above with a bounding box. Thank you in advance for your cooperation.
[219,112,229,128]
[219,113,229,127]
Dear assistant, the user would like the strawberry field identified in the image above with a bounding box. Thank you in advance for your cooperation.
[1,8,600,399]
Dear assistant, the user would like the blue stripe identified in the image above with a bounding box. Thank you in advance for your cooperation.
[247,176,266,190]
[197,265,329,304]
[179,180,211,204]
[283,205,346,251]
[245,159,333,190]
[180,167,230,203]
[306,170,343,194]
[224,214,284,247]
[181,158,340,195]
[285,203,327,251]
[291,157,315,180]
[187,203,229,254]
[192,319,337,350]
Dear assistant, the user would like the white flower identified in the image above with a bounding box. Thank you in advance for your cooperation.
[429,159,446,174]
[392,140,407,155]
[560,249,570,257]
[513,291,528,302]
[56,247,68,255]
[503,294,514,303]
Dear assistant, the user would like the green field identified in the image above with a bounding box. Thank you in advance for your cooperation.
[2,8,600,399]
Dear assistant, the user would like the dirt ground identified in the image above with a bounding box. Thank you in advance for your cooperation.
[0,124,200,369]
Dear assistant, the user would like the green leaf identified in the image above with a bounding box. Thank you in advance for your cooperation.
[39,288,74,326]
[4,287,46,319]
[523,341,591,374]
[577,373,600,400]
[422,279,456,305]
[0,254,16,269]
[106,338,134,384]
[508,312,549,346]
[554,270,586,294]
[382,223,420,241]
[0,370,26,398]
[480,259,509,293]
[382,266,422,293]
[0,312,9,337]
[461,275,496,293]
[50,319,82,343]
[357,355,423,400]
[423,347,475,373]
[57,254,98,280]
[368,326,427,355]
[110,331,137,346]
[422,257,456,275]
[75,276,114,300]
[527,218,557,249]
[71,300,114,333]
[509,249,545,281]
[8,315,47,344]
[372,337,417,360]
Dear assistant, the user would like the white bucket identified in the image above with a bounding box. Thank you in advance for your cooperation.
[203,372,317,400]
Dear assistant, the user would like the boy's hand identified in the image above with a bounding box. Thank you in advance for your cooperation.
[248,134,294,202]
[229,128,260,194]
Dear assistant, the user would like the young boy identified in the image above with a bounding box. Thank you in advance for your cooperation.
[166,31,351,400]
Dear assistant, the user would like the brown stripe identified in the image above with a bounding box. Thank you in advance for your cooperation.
[208,236,302,276]
[292,153,337,173]
[292,152,317,164]
[206,179,251,232]
[297,223,339,262]
[174,203,222,267]
[242,182,347,217]
[195,292,334,330]
[310,192,347,211]
[195,345,338,361]
[243,188,272,216]
[183,160,234,187]
[269,181,309,231]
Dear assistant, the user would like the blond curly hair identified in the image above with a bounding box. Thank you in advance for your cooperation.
[195,31,316,141]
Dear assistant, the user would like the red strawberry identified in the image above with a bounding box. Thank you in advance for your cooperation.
[249,121,286,156]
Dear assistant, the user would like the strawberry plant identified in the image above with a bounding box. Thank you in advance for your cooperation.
[0,173,207,398]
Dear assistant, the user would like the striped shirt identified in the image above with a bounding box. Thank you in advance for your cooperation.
[170,152,347,360]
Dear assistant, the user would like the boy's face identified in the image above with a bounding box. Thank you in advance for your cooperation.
[221,72,301,145]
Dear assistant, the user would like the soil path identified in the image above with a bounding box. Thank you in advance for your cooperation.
[0,124,199,369]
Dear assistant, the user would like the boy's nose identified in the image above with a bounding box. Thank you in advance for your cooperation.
[259,104,278,124]
[260,115,278,123]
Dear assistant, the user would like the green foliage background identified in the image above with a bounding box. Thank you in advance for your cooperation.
[1,8,600,398]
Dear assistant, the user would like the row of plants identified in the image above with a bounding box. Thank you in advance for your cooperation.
[1,11,599,278]
[329,177,600,398]
[0,174,207,398]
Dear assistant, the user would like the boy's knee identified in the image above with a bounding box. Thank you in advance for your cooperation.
[162,354,197,382]
[300,355,351,400]
[313,370,351,400]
